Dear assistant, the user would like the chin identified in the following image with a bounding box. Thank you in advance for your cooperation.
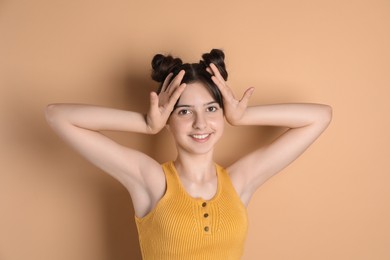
[187,142,220,156]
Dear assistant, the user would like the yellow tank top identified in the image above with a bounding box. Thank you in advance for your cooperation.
[135,161,248,260]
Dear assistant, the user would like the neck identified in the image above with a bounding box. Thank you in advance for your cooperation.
[174,152,216,182]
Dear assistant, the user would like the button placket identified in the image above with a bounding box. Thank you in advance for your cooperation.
[200,201,211,234]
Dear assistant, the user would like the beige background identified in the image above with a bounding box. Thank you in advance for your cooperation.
[1,0,389,259]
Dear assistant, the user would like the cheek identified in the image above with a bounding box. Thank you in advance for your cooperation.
[210,116,225,130]
[218,120,225,132]
[167,118,191,134]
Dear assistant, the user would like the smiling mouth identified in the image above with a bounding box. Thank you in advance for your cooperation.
[190,134,211,141]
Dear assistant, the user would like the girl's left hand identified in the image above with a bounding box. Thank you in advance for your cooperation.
[209,63,254,125]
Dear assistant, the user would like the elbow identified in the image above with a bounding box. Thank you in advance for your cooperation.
[318,104,333,128]
[324,104,333,123]
[44,104,62,126]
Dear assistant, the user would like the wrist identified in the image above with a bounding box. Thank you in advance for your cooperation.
[225,110,247,126]
[144,114,164,135]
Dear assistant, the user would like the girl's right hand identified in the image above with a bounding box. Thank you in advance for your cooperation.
[146,70,186,134]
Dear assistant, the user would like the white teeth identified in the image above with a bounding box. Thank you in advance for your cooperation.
[192,134,209,139]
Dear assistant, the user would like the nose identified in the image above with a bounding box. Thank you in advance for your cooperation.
[193,113,207,130]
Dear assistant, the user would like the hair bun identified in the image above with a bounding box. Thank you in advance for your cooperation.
[201,49,228,80]
[151,54,183,83]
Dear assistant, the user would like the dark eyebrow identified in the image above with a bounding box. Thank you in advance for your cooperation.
[205,101,219,106]
[174,104,191,109]
[175,101,218,109]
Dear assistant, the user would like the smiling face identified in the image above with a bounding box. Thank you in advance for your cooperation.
[167,81,225,156]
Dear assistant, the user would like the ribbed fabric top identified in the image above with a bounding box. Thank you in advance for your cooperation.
[135,161,248,260]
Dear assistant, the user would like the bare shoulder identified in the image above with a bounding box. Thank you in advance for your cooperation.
[121,149,167,218]
[226,160,255,207]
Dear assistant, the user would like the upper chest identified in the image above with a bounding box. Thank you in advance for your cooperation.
[179,175,218,201]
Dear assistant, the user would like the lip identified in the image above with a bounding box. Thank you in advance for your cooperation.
[189,133,211,143]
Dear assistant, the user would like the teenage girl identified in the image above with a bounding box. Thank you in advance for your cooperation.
[45,49,332,260]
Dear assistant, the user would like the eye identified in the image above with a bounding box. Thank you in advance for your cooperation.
[178,109,191,115]
[206,106,218,112]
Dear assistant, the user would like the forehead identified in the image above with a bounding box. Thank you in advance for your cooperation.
[177,82,214,105]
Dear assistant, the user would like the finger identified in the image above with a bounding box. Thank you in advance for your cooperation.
[238,87,255,109]
[209,63,225,83]
[161,73,173,92]
[166,83,187,111]
[206,67,213,75]
[167,70,185,95]
[211,74,230,98]
[209,63,228,94]
[149,91,159,111]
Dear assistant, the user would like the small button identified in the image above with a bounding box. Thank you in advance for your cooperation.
[204,226,209,232]
[204,213,209,218]
[202,202,207,207]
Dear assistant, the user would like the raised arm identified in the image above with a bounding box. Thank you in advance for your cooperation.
[45,71,186,217]
[209,64,332,205]
[228,103,332,201]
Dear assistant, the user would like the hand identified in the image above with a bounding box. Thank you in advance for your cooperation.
[209,63,254,125]
[146,70,186,133]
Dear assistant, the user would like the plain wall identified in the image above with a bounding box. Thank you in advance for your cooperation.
[1,0,389,259]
